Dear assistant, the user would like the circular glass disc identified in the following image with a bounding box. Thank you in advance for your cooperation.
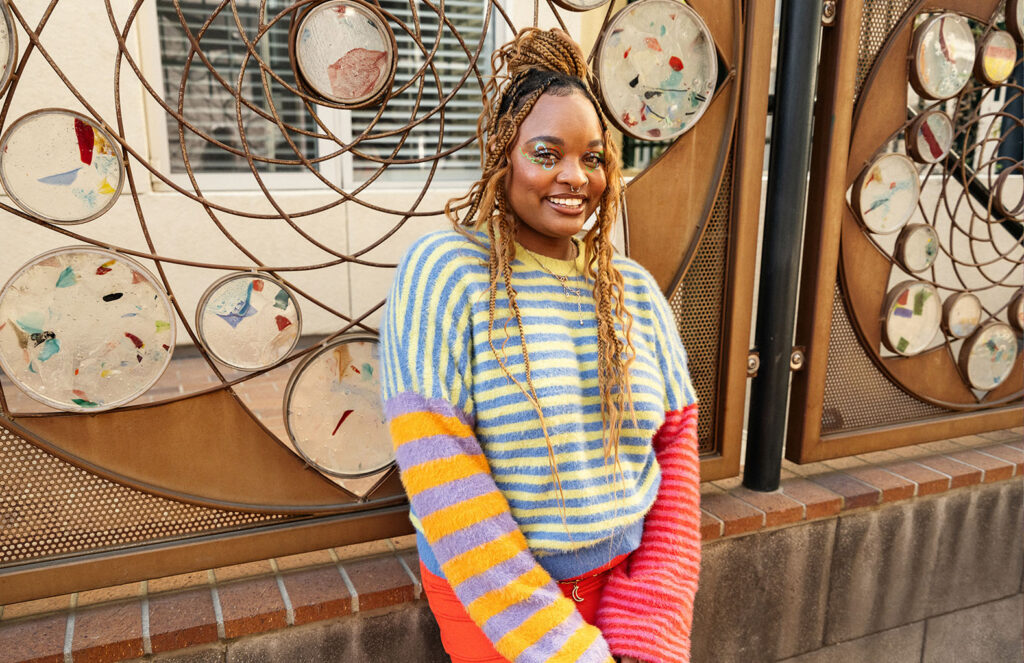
[884,281,941,356]
[911,13,976,100]
[895,223,939,273]
[595,0,718,141]
[0,110,125,224]
[906,109,954,164]
[959,323,1018,390]
[854,153,920,234]
[1009,290,1024,333]
[942,292,982,338]
[0,1,17,96]
[294,0,395,106]
[284,335,393,478]
[977,30,1017,85]
[197,273,301,371]
[551,0,612,10]
[1008,0,1024,42]
[0,247,175,411]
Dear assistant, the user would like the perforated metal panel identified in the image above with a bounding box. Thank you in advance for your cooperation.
[0,425,287,565]
[669,161,733,455]
[855,0,915,97]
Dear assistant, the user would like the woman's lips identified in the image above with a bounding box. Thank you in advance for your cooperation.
[545,194,587,215]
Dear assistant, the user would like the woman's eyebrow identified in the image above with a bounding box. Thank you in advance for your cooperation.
[523,135,563,145]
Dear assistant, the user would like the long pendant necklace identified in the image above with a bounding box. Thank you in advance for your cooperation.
[524,242,585,326]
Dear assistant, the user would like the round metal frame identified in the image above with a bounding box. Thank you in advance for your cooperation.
[0,108,126,225]
[851,152,921,235]
[282,333,394,479]
[894,223,939,273]
[881,280,941,356]
[1007,0,1024,43]
[593,0,718,142]
[909,12,976,101]
[0,0,18,98]
[290,0,398,108]
[941,291,982,338]
[550,0,612,11]
[958,321,1018,391]
[0,245,176,412]
[195,271,302,371]
[905,108,954,164]
[975,29,1016,85]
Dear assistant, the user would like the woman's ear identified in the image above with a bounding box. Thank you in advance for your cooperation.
[486,135,498,157]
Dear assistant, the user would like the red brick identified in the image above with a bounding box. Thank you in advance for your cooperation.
[915,455,983,489]
[779,479,843,520]
[809,472,880,510]
[71,602,145,663]
[976,444,1024,474]
[0,613,66,663]
[281,566,352,625]
[843,466,916,503]
[148,589,219,654]
[216,577,287,639]
[342,555,416,612]
[883,461,950,496]
[730,486,805,528]
[699,492,764,537]
[700,509,724,541]
[946,449,1015,483]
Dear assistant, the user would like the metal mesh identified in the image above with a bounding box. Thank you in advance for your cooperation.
[855,0,916,98]
[0,424,288,566]
[820,0,949,435]
[669,160,733,455]
[821,284,945,433]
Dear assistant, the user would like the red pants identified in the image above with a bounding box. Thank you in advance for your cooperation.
[420,555,627,663]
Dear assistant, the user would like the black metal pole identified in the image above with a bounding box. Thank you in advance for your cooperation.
[743,0,824,491]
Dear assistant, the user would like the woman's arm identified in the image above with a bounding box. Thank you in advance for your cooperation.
[381,234,613,663]
[596,404,701,663]
[595,270,702,663]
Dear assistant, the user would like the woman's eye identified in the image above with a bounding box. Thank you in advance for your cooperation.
[583,153,605,170]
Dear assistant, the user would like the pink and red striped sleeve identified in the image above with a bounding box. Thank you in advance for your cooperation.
[596,403,701,663]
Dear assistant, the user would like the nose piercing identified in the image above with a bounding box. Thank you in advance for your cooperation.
[570,185,582,193]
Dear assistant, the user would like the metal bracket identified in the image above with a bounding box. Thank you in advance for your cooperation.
[822,0,837,26]
[746,350,760,377]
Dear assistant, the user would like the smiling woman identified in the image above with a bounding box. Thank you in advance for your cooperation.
[379,28,702,663]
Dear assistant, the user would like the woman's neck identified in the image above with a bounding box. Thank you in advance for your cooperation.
[514,227,578,261]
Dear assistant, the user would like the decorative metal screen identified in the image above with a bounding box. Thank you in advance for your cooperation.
[0,0,767,602]
[789,0,1022,462]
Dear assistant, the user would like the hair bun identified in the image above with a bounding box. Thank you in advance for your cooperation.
[503,27,588,80]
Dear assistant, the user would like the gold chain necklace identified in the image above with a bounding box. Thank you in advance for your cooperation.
[524,242,585,326]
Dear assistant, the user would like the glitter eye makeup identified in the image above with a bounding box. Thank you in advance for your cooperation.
[520,140,605,173]
[521,140,562,170]
[583,150,605,173]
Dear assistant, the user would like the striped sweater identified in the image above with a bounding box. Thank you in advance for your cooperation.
[380,229,701,662]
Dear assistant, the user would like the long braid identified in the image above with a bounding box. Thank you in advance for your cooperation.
[446,27,637,522]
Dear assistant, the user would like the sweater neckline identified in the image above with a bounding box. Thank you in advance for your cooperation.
[515,236,585,275]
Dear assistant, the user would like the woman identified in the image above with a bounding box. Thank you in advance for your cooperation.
[380,28,701,663]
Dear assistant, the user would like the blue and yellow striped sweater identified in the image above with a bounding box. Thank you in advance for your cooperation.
[381,229,697,662]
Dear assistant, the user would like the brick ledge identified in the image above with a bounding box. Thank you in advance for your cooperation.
[0,428,1020,663]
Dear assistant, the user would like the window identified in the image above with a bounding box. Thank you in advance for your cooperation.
[156,0,497,188]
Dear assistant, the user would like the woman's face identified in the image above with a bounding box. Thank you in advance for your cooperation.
[505,92,608,254]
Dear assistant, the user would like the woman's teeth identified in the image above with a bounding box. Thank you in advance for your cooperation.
[549,197,583,207]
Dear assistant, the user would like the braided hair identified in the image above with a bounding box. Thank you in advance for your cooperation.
[446,28,637,510]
